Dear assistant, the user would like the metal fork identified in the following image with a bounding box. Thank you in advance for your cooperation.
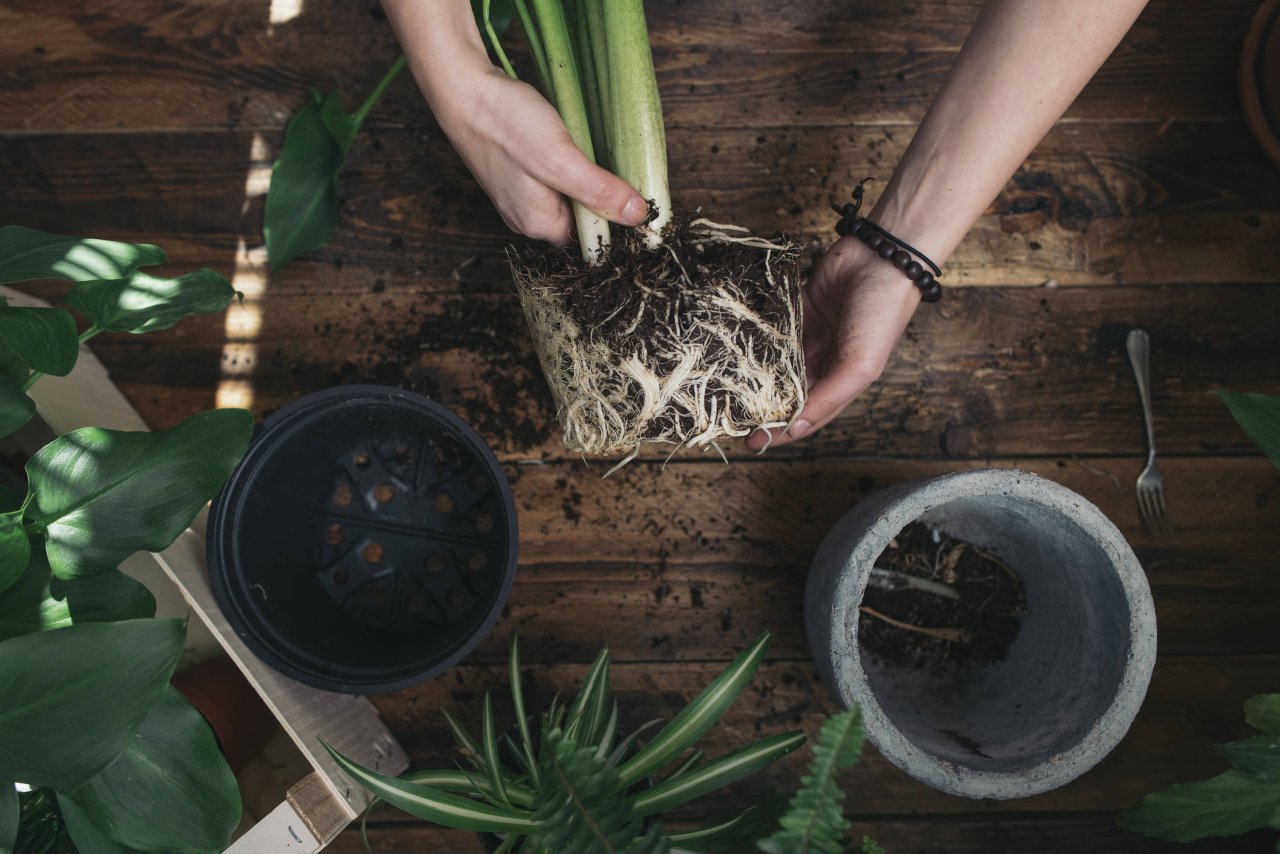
[1126,329,1172,542]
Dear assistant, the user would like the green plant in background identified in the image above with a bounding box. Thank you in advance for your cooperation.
[330,632,883,853]
[0,225,252,853]
[262,4,517,274]
[1118,392,1280,846]
[1119,694,1280,844]
[1216,389,1280,470]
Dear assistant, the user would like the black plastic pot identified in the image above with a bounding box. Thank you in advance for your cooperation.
[208,385,518,694]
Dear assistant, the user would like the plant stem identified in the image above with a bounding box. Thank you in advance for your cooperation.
[483,0,518,78]
[599,0,670,243]
[351,55,407,131]
[513,0,552,90]
[529,0,611,262]
[571,0,609,169]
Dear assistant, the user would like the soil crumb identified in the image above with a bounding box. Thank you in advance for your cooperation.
[858,522,1027,674]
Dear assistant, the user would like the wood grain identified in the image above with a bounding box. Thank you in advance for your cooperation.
[0,0,1260,132]
[330,816,1275,854]
[38,284,1279,462]
[362,655,1280,817]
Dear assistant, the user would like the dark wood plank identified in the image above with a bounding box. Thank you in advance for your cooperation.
[483,456,1280,661]
[3,122,1276,293]
[364,655,1280,817]
[44,284,1280,461]
[0,0,1258,131]
[332,816,1277,854]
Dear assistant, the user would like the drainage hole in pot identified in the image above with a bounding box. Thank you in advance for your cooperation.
[333,484,353,507]
[353,451,370,468]
[474,511,494,533]
[435,492,456,515]
[424,554,446,574]
[857,521,1027,675]
[373,483,397,503]
[468,551,487,571]
[326,523,345,545]
[362,542,384,564]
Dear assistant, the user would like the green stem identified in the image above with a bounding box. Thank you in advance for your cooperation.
[600,1,670,243]
[513,0,552,90]
[572,0,609,169]
[483,0,518,78]
[529,0,611,262]
[23,324,101,390]
[20,371,41,392]
[582,1,613,165]
[351,55,407,131]
[78,325,101,345]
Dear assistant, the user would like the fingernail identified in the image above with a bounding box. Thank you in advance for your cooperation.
[790,419,811,439]
[620,196,647,224]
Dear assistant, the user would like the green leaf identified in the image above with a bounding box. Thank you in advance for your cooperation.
[14,789,78,854]
[65,687,240,853]
[264,92,346,273]
[322,741,538,833]
[0,227,164,285]
[0,374,35,439]
[0,619,184,790]
[0,308,78,377]
[511,633,541,788]
[1215,390,1280,469]
[1246,695,1280,737]
[618,632,772,788]
[758,709,864,854]
[1117,769,1280,843]
[1,782,16,854]
[318,91,358,154]
[533,728,666,854]
[55,795,136,854]
[634,731,805,818]
[566,647,610,744]
[482,693,512,808]
[1217,735,1280,783]
[666,812,748,847]
[66,269,236,335]
[25,408,253,579]
[861,836,886,854]
[0,547,155,641]
[0,513,31,593]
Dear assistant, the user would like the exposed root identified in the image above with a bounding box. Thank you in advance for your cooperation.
[858,606,973,644]
[511,212,805,458]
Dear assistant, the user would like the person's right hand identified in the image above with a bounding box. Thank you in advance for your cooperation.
[434,67,649,246]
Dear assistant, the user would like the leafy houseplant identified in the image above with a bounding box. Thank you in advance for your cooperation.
[481,1,805,462]
[1117,391,1280,845]
[0,226,252,853]
[330,632,884,853]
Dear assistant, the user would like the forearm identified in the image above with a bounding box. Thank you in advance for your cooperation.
[380,0,496,121]
[870,0,1148,264]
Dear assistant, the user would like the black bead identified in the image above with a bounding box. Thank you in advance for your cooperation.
[864,233,884,250]
[836,218,851,236]
[915,271,934,288]
[904,260,923,279]
[850,220,866,238]
[920,279,943,303]
[877,242,896,260]
[891,250,912,269]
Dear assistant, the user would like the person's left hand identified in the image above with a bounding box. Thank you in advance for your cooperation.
[747,237,921,450]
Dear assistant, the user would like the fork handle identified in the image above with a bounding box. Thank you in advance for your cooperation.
[1126,329,1158,463]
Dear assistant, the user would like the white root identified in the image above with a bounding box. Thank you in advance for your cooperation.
[512,221,806,460]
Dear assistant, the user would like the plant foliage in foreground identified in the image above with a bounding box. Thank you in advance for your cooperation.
[331,633,882,853]
[0,226,251,852]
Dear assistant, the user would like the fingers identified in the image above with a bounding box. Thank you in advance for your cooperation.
[533,142,649,226]
[745,355,878,452]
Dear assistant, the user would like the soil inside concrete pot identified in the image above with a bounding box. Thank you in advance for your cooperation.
[859,522,1028,674]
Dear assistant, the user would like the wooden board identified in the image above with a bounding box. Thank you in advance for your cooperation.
[330,816,1275,854]
[0,0,1260,131]
[364,655,1280,817]
[3,122,1278,289]
[25,283,1278,461]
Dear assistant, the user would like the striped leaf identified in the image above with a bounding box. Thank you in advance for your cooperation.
[323,741,537,833]
[634,731,805,817]
[618,632,771,787]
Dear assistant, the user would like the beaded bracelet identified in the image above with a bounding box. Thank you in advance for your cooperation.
[832,179,943,304]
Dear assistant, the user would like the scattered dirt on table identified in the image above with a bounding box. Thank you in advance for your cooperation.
[858,522,1027,674]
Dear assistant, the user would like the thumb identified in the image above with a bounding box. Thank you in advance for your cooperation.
[534,141,649,226]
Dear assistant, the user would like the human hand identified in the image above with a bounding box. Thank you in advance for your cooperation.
[433,68,649,246]
[746,237,921,450]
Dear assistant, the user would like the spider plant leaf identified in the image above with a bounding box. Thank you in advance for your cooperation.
[666,812,749,845]
[510,632,540,786]
[566,647,610,743]
[595,701,619,762]
[443,708,486,772]
[633,731,805,817]
[661,750,703,783]
[607,719,664,769]
[483,693,512,807]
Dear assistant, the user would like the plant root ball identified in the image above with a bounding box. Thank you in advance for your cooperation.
[511,212,805,460]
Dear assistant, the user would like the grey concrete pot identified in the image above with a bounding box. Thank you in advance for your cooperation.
[805,469,1157,800]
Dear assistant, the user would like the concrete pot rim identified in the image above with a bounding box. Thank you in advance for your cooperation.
[812,468,1157,800]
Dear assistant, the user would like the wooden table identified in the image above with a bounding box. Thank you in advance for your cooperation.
[3,2,1279,851]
